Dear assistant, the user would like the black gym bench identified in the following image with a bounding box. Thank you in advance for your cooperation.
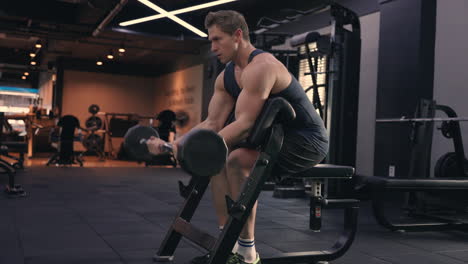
[0,112,27,197]
[0,142,27,197]
[1,141,27,169]
[153,97,358,264]
[263,164,358,264]
[357,175,468,232]
[359,99,468,232]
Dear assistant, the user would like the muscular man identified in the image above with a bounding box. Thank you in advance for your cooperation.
[147,10,328,264]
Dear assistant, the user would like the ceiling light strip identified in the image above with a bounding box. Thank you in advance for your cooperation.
[120,0,237,26]
[137,0,207,37]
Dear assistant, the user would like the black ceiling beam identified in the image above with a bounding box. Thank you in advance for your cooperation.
[93,0,129,37]
[0,27,202,55]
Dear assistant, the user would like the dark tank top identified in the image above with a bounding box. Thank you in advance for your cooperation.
[223,49,328,155]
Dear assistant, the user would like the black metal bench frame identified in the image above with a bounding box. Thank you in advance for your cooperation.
[0,112,27,197]
[361,99,468,232]
[153,98,358,264]
[360,176,468,232]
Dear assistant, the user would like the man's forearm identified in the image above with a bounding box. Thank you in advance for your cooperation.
[191,119,222,132]
[173,119,220,147]
[218,120,250,149]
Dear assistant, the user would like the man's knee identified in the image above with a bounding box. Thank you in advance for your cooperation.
[227,148,259,172]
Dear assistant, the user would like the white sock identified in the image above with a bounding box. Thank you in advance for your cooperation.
[236,237,257,263]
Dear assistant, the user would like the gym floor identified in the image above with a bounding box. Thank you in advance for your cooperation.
[1,160,468,264]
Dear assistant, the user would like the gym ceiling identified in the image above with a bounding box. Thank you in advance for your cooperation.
[0,0,321,86]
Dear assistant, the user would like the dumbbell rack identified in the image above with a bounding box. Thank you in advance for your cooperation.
[82,112,105,161]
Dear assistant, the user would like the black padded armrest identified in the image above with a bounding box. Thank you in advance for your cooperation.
[291,164,355,179]
[1,142,27,152]
[246,97,296,147]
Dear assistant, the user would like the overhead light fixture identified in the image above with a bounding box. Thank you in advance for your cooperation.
[107,50,114,60]
[96,58,103,66]
[24,72,29,76]
[30,61,36,65]
[29,52,36,58]
[120,0,237,27]
[35,40,42,49]
[133,0,208,37]
[21,76,26,80]
[118,43,126,53]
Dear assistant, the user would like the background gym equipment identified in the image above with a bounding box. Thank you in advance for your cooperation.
[82,134,104,153]
[274,2,361,199]
[376,102,468,179]
[124,125,227,178]
[435,152,468,178]
[85,116,103,131]
[145,109,178,167]
[103,112,152,159]
[175,111,189,128]
[0,113,26,169]
[377,117,468,123]
[0,112,27,197]
[154,97,358,264]
[356,99,468,232]
[88,104,100,115]
[46,115,84,167]
[82,104,105,160]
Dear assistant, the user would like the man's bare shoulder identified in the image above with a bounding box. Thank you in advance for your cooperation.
[214,70,226,90]
[245,53,282,73]
[250,52,277,65]
[216,69,226,81]
[239,53,279,94]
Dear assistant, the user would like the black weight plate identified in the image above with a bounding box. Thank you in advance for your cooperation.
[85,116,103,131]
[82,134,103,151]
[177,129,227,177]
[124,125,159,161]
[88,104,100,115]
[175,111,189,127]
[434,152,464,177]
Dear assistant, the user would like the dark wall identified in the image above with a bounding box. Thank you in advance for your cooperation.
[200,46,218,120]
[374,0,437,177]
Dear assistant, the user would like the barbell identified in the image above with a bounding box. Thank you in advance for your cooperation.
[376,117,468,123]
[124,125,227,177]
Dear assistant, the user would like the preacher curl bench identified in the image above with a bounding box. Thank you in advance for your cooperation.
[154,97,359,264]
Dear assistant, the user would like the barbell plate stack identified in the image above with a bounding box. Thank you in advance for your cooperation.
[83,134,103,151]
[85,116,103,131]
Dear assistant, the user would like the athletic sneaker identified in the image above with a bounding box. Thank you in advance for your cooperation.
[190,252,210,264]
[190,252,240,264]
[227,253,261,264]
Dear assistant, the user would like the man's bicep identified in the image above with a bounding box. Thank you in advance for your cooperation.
[206,75,235,129]
[234,89,267,128]
[235,65,274,126]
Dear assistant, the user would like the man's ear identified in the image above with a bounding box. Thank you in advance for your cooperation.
[234,28,243,42]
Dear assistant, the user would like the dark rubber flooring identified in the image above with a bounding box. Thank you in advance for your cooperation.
[1,167,468,264]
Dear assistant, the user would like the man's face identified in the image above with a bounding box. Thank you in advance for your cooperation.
[208,25,239,64]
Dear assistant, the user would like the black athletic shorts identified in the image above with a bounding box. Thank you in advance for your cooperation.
[271,132,328,179]
[233,131,328,179]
